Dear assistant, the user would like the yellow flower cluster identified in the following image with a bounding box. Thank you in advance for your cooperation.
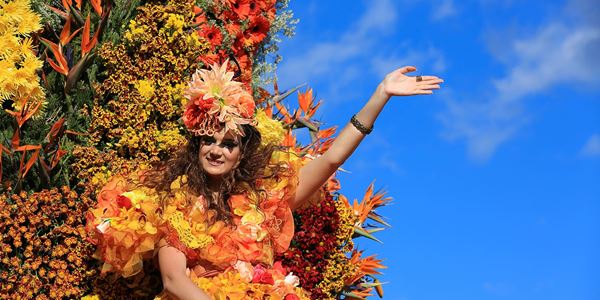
[189,270,311,300]
[90,166,114,188]
[255,109,286,147]
[155,128,186,152]
[334,196,358,251]
[0,0,44,113]
[123,19,149,43]
[316,250,358,299]
[161,13,186,42]
[135,79,156,99]
[87,0,210,171]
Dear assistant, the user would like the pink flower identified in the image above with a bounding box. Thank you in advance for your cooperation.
[252,264,275,285]
[233,260,254,282]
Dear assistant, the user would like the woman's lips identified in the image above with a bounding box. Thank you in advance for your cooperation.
[206,158,224,166]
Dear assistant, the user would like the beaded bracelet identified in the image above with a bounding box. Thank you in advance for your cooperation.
[350,114,373,135]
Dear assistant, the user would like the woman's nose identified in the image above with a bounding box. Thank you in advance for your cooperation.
[207,144,222,155]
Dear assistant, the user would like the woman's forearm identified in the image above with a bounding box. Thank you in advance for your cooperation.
[322,83,390,165]
[158,245,211,300]
[293,85,390,208]
[162,272,211,300]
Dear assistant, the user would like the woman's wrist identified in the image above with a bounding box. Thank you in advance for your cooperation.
[375,82,392,103]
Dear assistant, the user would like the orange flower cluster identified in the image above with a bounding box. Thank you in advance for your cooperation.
[0,187,97,299]
[194,0,278,85]
[88,0,208,165]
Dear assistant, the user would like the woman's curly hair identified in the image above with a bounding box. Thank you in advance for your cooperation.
[143,124,275,222]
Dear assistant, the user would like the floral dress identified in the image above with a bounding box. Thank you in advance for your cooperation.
[86,153,309,299]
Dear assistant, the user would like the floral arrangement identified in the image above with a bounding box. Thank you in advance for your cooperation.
[0,187,98,299]
[190,262,310,300]
[183,60,256,136]
[0,0,391,299]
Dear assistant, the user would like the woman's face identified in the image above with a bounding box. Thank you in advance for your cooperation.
[199,130,242,179]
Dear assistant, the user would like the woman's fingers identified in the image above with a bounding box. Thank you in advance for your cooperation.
[418,84,441,90]
[396,66,417,74]
[418,75,442,82]
[415,90,434,95]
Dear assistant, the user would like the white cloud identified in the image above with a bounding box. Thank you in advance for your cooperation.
[440,22,600,161]
[580,134,600,158]
[278,0,448,110]
[277,0,398,87]
[431,0,458,21]
[493,24,600,102]
[371,46,447,79]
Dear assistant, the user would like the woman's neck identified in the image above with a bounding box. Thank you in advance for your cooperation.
[206,177,223,194]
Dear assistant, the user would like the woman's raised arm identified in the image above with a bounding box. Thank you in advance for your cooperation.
[291,66,443,209]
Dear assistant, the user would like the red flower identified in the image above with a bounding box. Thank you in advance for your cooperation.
[226,22,242,37]
[285,294,301,300]
[248,1,261,16]
[193,7,206,25]
[252,265,274,285]
[244,15,270,45]
[198,25,223,48]
[116,195,132,209]
[231,0,250,19]
[199,51,227,67]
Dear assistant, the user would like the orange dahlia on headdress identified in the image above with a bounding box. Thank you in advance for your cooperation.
[183,60,255,136]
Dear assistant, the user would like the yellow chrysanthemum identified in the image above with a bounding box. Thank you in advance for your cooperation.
[255,109,286,147]
[14,9,42,34]
[135,79,156,99]
[0,0,45,114]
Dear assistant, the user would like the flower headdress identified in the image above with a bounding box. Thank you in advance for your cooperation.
[183,60,255,136]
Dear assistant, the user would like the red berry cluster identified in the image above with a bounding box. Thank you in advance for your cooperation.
[277,191,340,299]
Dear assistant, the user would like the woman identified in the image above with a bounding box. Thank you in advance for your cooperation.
[88,62,442,299]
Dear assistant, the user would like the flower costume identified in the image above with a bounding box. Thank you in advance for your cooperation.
[86,61,309,299]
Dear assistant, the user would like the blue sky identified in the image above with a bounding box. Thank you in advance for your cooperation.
[273,0,599,299]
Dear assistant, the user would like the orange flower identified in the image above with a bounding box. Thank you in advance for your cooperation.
[244,15,270,45]
[230,0,250,19]
[198,24,223,48]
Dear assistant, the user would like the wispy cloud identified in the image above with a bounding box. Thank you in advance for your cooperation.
[580,134,600,158]
[277,0,445,106]
[440,17,600,161]
[277,0,398,87]
[431,0,458,21]
[371,46,447,79]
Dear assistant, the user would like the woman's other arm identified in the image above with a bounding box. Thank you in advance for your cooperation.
[158,244,211,300]
[292,66,443,209]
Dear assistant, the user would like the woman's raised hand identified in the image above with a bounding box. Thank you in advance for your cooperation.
[380,66,443,98]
